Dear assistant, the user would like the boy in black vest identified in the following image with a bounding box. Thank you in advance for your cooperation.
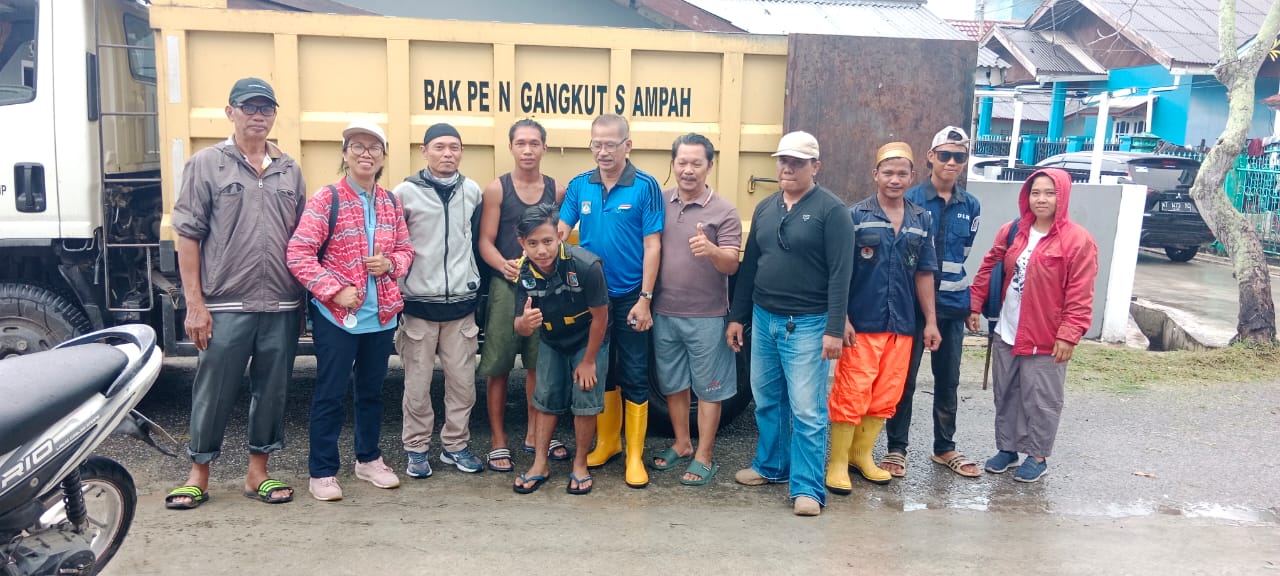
[511,204,610,495]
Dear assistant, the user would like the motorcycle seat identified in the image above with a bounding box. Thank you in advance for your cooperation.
[0,344,128,456]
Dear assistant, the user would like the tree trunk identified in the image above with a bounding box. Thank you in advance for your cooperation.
[1187,0,1280,346]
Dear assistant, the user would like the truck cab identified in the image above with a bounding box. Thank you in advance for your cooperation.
[0,0,161,358]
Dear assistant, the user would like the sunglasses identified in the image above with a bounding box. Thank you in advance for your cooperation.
[237,103,277,117]
[935,150,968,164]
[777,206,792,251]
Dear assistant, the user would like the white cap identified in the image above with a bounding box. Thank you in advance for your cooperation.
[772,131,820,160]
[343,118,387,148]
[931,126,970,150]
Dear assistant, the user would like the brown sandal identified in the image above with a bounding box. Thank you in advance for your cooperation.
[931,452,982,478]
[879,452,908,478]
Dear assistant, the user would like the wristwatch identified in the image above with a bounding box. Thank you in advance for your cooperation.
[639,291,653,300]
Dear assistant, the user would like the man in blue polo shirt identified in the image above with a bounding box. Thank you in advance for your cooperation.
[882,126,984,480]
[558,114,664,489]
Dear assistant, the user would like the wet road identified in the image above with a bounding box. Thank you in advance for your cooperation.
[1132,250,1280,346]
[93,351,1280,574]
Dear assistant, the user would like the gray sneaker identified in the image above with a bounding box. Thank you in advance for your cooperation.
[406,451,433,479]
[440,447,484,473]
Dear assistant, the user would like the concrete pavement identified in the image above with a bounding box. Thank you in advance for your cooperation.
[1131,250,1280,348]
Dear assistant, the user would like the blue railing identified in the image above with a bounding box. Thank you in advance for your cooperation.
[1225,152,1280,257]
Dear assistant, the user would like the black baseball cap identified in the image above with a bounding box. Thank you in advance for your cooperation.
[228,77,277,106]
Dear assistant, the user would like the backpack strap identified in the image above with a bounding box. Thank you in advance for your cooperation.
[316,184,340,262]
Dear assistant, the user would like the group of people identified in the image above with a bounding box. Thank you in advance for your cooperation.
[162,77,1099,518]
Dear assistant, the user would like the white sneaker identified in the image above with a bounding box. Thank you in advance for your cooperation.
[355,457,401,489]
[309,476,343,501]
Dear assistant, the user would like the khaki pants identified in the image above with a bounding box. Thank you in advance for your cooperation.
[397,313,479,453]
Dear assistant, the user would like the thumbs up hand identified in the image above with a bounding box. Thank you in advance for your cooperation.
[520,296,543,334]
[689,222,714,258]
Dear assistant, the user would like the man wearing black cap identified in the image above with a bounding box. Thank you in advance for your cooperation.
[393,123,487,477]
[167,77,306,509]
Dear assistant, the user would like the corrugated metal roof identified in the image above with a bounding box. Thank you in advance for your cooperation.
[682,0,971,39]
[1041,0,1273,67]
[979,46,1012,68]
[996,27,1106,76]
[991,98,1084,122]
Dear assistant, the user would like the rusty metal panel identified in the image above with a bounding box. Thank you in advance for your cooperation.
[784,34,977,205]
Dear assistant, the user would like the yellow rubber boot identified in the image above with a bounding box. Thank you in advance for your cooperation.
[849,416,892,485]
[624,400,650,488]
[587,389,623,468]
[824,422,856,495]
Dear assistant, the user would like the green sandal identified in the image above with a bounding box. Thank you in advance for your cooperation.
[648,447,692,471]
[243,478,293,504]
[679,460,719,486]
[165,485,209,510]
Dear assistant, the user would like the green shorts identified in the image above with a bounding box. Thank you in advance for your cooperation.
[478,276,540,376]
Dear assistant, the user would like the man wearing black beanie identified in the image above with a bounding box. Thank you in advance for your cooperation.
[393,123,486,478]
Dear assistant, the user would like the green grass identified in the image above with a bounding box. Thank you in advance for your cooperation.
[961,340,1280,393]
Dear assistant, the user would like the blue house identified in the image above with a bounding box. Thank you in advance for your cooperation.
[979,0,1279,150]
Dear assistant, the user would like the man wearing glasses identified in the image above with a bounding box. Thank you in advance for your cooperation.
[558,114,664,489]
[882,126,984,480]
[726,131,854,516]
[394,123,486,477]
[167,77,307,509]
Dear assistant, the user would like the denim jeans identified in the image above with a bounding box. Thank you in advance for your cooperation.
[606,289,650,404]
[749,305,831,506]
[309,310,395,478]
[886,316,966,455]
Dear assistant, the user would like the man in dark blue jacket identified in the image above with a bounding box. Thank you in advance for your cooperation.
[882,126,983,479]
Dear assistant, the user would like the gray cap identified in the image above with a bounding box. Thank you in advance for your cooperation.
[229,77,277,106]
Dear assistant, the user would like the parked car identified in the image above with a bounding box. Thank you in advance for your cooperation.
[1036,152,1213,262]
[968,155,1008,182]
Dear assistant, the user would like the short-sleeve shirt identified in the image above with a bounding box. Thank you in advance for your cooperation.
[847,195,939,336]
[559,160,664,297]
[513,244,610,353]
[653,186,741,318]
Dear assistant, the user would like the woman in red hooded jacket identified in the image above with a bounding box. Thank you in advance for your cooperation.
[967,168,1098,483]
[287,120,415,501]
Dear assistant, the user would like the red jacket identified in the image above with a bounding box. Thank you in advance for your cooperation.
[287,178,415,325]
[969,168,1099,356]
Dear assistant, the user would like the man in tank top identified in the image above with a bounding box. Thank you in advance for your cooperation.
[478,119,567,473]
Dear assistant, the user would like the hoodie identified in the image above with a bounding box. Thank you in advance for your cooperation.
[392,169,484,321]
[969,168,1099,356]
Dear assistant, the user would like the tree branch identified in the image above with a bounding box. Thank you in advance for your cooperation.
[1219,0,1237,65]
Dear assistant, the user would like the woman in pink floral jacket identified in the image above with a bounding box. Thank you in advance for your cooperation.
[287,120,414,501]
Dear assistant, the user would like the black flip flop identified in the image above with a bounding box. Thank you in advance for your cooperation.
[165,485,209,510]
[243,478,294,504]
[513,473,548,494]
[566,473,593,495]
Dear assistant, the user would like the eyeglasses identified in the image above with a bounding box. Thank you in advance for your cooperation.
[935,150,968,164]
[589,140,623,152]
[348,142,385,158]
[236,103,277,117]
[777,207,792,251]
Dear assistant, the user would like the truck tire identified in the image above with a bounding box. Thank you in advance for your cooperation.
[0,283,94,359]
[647,323,752,438]
[1164,246,1198,262]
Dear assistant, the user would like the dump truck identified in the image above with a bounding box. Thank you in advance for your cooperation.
[0,0,976,430]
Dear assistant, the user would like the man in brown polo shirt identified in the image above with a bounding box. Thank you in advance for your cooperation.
[649,133,742,486]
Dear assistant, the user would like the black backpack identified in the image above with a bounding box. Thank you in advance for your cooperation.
[316,184,398,262]
[981,219,1020,321]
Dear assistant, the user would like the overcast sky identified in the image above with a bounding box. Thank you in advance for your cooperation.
[925,0,978,20]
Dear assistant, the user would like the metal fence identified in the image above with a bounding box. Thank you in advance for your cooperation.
[1226,153,1280,256]
[974,137,1010,158]
[1033,139,1067,164]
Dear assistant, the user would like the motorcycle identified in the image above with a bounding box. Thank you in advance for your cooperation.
[0,324,175,575]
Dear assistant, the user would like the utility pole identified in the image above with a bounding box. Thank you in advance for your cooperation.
[978,0,986,32]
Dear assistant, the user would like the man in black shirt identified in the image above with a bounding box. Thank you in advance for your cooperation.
[726,131,855,516]
[511,204,610,495]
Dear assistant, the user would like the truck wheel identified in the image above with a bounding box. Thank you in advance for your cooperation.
[0,283,94,359]
[1164,246,1199,262]
[647,323,752,438]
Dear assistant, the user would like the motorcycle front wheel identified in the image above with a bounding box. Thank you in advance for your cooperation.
[38,456,137,570]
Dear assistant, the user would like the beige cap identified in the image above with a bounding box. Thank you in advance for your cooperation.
[342,118,387,148]
[931,126,970,150]
[772,131,820,160]
[875,142,914,166]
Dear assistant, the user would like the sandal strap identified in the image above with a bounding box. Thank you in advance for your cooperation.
[255,478,290,496]
[488,448,512,459]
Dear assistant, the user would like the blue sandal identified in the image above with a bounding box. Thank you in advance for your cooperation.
[513,473,548,494]
[679,460,719,486]
[566,473,593,495]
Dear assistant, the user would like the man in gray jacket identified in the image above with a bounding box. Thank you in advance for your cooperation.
[165,77,306,509]
[394,123,486,477]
